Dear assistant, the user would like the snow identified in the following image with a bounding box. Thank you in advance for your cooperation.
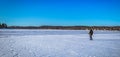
[0,29,120,57]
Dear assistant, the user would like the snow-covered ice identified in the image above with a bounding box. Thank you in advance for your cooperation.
[0,29,120,57]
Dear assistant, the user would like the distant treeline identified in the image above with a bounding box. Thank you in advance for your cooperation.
[0,23,120,30]
[0,23,7,28]
[6,26,120,31]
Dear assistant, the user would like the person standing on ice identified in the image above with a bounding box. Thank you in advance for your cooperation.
[89,29,93,40]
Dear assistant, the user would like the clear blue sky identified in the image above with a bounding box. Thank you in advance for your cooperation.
[0,0,120,26]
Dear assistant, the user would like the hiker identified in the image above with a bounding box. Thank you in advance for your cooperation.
[89,29,93,40]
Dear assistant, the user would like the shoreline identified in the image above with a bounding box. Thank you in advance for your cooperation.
[0,26,120,31]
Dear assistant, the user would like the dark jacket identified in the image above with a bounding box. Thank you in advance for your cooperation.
[89,30,93,35]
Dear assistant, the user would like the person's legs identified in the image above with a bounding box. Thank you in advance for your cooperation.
[90,35,93,40]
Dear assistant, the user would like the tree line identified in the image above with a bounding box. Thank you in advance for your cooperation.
[0,23,120,30]
[0,23,7,28]
[7,26,120,30]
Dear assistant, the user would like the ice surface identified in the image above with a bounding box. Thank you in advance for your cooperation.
[0,29,120,57]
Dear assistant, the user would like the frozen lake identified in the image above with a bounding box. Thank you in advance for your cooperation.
[0,29,120,57]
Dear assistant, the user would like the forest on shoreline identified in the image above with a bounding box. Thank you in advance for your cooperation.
[6,26,120,31]
[0,23,120,30]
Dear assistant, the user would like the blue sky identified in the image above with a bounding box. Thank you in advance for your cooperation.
[0,0,120,26]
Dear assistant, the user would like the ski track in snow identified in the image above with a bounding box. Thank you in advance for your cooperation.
[0,29,120,57]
